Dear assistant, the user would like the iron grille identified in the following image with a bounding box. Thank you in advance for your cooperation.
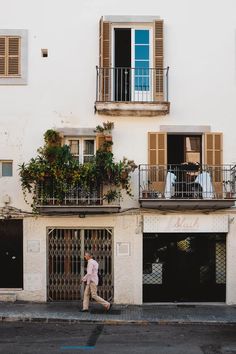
[84,229,113,301]
[47,228,113,301]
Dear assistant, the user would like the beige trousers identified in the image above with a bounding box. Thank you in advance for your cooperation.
[83,282,109,310]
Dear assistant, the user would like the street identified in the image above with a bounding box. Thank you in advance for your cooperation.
[0,322,235,354]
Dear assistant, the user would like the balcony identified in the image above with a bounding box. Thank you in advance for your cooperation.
[139,164,236,210]
[95,67,170,117]
[35,183,120,215]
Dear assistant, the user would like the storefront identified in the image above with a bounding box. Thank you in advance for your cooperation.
[143,214,229,303]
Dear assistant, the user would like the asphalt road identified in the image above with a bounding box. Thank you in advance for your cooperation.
[0,322,235,354]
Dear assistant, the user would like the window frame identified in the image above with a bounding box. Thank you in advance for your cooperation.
[0,160,13,177]
[111,24,153,101]
[65,137,96,164]
[0,29,28,85]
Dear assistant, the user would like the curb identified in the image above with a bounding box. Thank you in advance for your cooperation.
[0,316,236,326]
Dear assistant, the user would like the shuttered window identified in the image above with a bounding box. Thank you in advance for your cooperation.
[148,132,167,192]
[0,36,20,77]
[96,134,112,152]
[204,133,223,197]
[99,17,164,102]
[154,20,164,100]
[99,18,111,101]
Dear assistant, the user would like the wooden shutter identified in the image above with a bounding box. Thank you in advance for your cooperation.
[204,133,223,197]
[148,132,167,192]
[0,37,6,76]
[96,134,106,150]
[0,36,20,77]
[154,20,164,101]
[96,134,112,152]
[99,17,111,101]
[8,37,20,76]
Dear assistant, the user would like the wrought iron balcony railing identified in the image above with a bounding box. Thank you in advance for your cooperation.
[96,66,169,103]
[36,183,120,208]
[139,164,236,200]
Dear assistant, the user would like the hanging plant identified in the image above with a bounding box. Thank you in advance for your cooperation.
[94,121,114,135]
[19,127,137,210]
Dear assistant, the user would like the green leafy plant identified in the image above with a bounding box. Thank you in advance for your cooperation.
[103,189,121,203]
[94,121,114,134]
[19,128,137,211]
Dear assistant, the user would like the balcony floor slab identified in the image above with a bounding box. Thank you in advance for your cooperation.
[139,199,236,210]
[95,101,170,117]
[36,205,121,215]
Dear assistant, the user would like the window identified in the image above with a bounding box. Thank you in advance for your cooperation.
[0,36,20,77]
[0,30,28,85]
[148,132,223,196]
[167,135,202,165]
[0,161,13,177]
[134,30,150,92]
[68,138,95,163]
[113,27,152,101]
[99,17,164,102]
[185,136,201,164]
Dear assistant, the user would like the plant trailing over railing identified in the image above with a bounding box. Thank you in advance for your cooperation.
[94,121,114,135]
[19,128,137,211]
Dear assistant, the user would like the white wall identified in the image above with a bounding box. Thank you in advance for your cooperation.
[226,214,236,305]
[1,0,236,210]
[15,212,236,304]
[18,214,142,303]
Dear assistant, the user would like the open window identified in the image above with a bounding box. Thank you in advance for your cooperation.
[96,17,169,116]
[167,135,202,165]
[147,132,224,198]
[113,27,153,101]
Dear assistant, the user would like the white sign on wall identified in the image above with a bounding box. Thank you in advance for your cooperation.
[116,242,130,256]
[27,240,40,253]
[143,215,229,233]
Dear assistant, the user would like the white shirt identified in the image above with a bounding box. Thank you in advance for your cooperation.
[82,258,99,285]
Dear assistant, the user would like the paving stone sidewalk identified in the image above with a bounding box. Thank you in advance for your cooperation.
[0,302,236,324]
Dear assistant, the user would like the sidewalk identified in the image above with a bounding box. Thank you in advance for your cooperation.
[0,302,236,325]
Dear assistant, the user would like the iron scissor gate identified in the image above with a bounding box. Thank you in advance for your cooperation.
[47,228,113,301]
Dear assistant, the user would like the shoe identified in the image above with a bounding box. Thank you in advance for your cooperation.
[105,303,112,312]
[80,309,89,312]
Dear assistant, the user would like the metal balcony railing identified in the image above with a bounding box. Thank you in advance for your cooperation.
[96,66,169,102]
[36,183,120,207]
[139,164,236,200]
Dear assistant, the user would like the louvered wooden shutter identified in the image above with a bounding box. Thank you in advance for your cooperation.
[99,17,111,101]
[148,132,167,192]
[0,36,20,77]
[204,133,223,198]
[154,20,164,101]
[8,37,20,76]
[0,37,6,75]
[96,134,112,152]
[96,134,106,150]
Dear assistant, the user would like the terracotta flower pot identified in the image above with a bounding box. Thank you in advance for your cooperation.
[104,135,112,142]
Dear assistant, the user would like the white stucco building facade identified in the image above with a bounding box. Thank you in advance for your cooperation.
[0,0,236,304]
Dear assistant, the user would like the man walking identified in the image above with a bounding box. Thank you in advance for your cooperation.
[81,251,111,312]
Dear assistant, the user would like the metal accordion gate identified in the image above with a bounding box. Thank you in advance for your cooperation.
[47,228,113,301]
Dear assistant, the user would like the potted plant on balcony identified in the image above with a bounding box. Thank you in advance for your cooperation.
[19,127,137,210]
[94,121,114,142]
[19,130,81,210]
[103,189,120,204]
